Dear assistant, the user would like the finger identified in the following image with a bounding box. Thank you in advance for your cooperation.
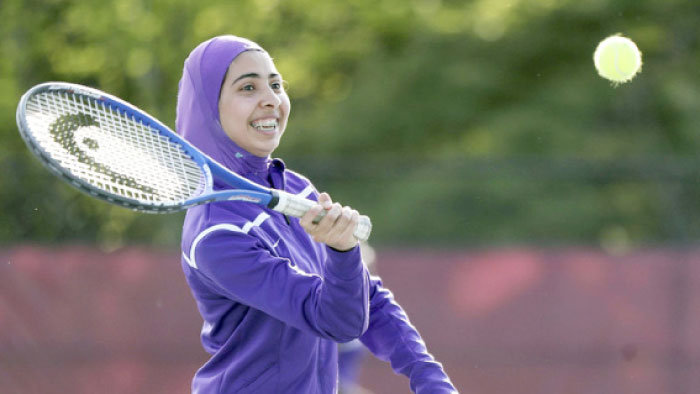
[315,203,342,234]
[332,206,354,232]
[327,210,360,250]
[324,207,355,245]
[337,209,360,241]
[299,203,324,230]
[317,192,333,210]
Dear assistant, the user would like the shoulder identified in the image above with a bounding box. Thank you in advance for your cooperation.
[284,167,318,200]
[181,201,286,270]
[182,201,272,250]
[271,158,317,198]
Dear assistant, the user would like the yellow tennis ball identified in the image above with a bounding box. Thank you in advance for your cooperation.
[593,35,642,84]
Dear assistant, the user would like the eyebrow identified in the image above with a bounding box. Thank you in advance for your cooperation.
[232,72,281,84]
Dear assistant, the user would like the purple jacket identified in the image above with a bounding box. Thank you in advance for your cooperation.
[177,35,457,394]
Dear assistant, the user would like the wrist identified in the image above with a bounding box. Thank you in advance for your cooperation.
[329,240,358,253]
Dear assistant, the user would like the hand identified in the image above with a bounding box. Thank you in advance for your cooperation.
[299,192,359,251]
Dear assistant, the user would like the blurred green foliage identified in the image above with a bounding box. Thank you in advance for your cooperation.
[1,0,699,249]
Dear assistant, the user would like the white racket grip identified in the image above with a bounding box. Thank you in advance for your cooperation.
[270,190,372,241]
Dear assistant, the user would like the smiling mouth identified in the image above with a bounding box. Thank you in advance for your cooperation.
[250,119,279,132]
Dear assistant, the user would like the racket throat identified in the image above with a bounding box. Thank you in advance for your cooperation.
[267,190,281,209]
[267,190,291,225]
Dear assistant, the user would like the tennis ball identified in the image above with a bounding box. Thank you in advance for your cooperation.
[593,35,642,84]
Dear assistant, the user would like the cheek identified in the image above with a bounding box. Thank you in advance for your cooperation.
[220,99,248,128]
[281,96,291,121]
[218,97,231,126]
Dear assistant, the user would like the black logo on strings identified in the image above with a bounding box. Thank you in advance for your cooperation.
[48,112,157,198]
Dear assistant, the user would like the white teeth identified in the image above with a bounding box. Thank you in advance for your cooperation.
[251,119,278,130]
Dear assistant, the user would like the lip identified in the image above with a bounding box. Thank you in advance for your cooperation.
[250,116,279,123]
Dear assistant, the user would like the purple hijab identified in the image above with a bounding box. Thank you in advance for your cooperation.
[176,35,270,176]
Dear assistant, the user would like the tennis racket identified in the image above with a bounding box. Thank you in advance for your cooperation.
[16,82,372,241]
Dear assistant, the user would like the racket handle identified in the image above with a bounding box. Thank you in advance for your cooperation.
[270,190,372,241]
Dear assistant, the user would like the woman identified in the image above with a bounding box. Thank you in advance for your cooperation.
[177,35,457,394]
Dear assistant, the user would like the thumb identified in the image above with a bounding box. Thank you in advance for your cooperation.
[317,192,332,209]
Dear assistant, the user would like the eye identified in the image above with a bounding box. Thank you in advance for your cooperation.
[270,81,283,91]
[240,83,255,91]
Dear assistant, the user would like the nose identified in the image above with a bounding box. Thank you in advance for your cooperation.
[260,85,282,108]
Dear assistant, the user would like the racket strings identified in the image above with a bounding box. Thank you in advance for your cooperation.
[24,91,204,204]
[47,110,160,198]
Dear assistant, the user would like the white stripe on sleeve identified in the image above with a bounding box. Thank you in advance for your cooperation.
[186,212,270,269]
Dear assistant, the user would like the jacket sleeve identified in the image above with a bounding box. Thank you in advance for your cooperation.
[360,276,458,393]
[191,228,370,343]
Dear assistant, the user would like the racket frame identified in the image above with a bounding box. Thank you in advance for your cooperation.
[16,82,274,213]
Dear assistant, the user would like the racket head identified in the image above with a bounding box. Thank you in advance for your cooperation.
[16,82,212,213]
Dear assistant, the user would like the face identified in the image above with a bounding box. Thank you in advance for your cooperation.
[218,50,290,157]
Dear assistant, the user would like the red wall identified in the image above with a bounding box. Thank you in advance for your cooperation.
[2,245,700,393]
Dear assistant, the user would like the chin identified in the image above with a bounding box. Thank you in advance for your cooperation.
[253,145,278,157]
